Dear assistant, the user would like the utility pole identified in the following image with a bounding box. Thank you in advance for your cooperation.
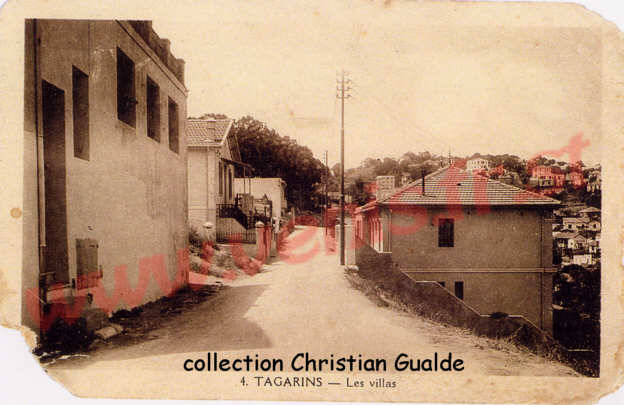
[337,70,351,266]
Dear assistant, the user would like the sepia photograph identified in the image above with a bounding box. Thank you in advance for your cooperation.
[1,0,624,404]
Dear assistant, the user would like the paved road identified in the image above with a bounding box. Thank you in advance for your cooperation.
[48,226,577,390]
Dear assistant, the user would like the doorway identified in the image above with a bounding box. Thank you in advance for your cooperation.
[42,80,69,285]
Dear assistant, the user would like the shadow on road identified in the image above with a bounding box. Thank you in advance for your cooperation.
[51,284,273,368]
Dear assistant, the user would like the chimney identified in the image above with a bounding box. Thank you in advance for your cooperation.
[421,169,426,195]
[207,120,216,140]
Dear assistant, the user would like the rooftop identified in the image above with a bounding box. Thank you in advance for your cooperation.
[127,21,185,84]
[187,119,234,147]
[563,217,590,223]
[554,231,579,239]
[361,166,560,210]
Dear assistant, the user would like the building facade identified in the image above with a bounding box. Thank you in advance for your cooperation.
[354,166,559,333]
[23,20,188,331]
[375,175,396,200]
[233,177,287,221]
[466,157,490,172]
[187,119,255,242]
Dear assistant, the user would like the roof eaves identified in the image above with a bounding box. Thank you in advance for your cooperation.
[220,119,234,147]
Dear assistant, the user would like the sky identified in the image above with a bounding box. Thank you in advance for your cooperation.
[152,0,603,169]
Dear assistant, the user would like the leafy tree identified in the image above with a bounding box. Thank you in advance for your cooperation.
[348,177,373,206]
[331,163,342,178]
[554,264,601,319]
[229,115,325,211]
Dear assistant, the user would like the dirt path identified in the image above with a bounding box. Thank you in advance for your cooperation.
[47,226,577,377]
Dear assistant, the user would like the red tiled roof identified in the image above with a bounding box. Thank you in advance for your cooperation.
[373,166,560,207]
[187,119,233,147]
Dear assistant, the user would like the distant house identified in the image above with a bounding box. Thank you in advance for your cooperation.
[572,254,593,266]
[187,119,255,242]
[354,167,559,333]
[562,217,589,232]
[553,231,577,250]
[587,220,601,232]
[375,175,396,200]
[531,165,565,188]
[466,158,490,172]
[586,169,601,192]
[23,20,189,331]
[553,232,587,251]
[234,177,287,224]
[579,206,601,220]
[588,239,600,255]
[566,170,585,189]
[568,234,587,250]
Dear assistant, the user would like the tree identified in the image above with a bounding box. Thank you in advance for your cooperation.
[554,264,600,319]
[348,177,373,206]
[373,157,399,177]
[331,163,342,178]
[229,115,325,211]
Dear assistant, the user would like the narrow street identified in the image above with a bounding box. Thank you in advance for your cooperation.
[48,226,577,377]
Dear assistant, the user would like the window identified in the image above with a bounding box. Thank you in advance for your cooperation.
[228,167,233,199]
[168,97,179,153]
[116,48,136,126]
[454,281,464,300]
[218,162,223,195]
[438,218,454,247]
[72,66,89,160]
[146,76,160,141]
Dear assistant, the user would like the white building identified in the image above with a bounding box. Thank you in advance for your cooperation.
[234,177,287,220]
[466,158,490,172]
[375,175,396,200]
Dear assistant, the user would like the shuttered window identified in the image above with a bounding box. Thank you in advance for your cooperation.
[76,239,101,289]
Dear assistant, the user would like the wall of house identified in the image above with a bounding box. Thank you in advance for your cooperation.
[188,148,208,230]
[403,270,553,333]
[23,20,188,329]
[389,206,552,269]
[23,20,39,330]
[385,205,554,332]
[234,178,285,218]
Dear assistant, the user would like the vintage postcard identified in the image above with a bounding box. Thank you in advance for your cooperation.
[1,0,624,403]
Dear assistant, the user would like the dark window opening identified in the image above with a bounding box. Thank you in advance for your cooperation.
[219,163,223,195]
[72,66,89,160]
[168,97,179,153]
[146,76,160,141]
[116,48,136,127]
[454,281,464,300]
[438,218,454,247]
[228,167,233,199]
[42,80,69,284]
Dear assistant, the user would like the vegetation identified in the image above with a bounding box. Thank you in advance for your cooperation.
[553,263,600,375]
[194,114,329,211]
